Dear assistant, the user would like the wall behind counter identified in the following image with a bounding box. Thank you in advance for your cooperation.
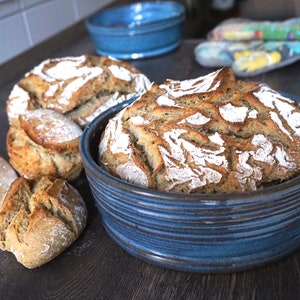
[0,0,115,65]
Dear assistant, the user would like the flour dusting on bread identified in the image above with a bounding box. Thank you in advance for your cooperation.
[7,109,83,180]
[6,55,151,128]
[0,176,87,269]
[99,68,300,193]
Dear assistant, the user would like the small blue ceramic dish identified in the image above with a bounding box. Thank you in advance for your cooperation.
[86,1,185,59]
[80,93,300,273]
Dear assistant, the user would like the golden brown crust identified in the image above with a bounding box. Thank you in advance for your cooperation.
[0,176,87,269]
[99,68,300,193]
[6,55,151,128]
[5,55,151,182]
[19,55,107,114]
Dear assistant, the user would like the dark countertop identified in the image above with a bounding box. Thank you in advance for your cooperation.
[0,25,300,300]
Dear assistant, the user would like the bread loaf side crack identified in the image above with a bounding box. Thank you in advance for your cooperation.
[0,176,87,268]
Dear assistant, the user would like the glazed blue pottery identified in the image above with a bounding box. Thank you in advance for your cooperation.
[86,1,185,59]
[80,94,300,273]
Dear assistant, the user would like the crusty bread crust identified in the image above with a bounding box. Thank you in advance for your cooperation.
[7,109,82,180]
[2,55,152,267]
[0,157,18,208]
[99,68,300,193]
[0,176,87,269]
[5,55,151,181]
[6,55,151,128]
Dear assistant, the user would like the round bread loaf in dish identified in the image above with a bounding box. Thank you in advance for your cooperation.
[0,176,87,269]
[0,156,18,207]
[99,68,300,193]
[7,109,82,180]
[6,55,151,128]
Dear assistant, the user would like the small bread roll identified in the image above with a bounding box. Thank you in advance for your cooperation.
[7,109,82,180]
[0,156,18,207]
[0,176,87,268]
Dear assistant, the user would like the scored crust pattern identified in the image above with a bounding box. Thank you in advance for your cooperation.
[6,55,151,180]
[99,68,300,193]
[0,176,87,268]
[6,55,151,128]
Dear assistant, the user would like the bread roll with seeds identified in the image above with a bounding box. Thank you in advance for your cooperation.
[7,109,82,180]
[99,68,300,193]
[0,176,87,269]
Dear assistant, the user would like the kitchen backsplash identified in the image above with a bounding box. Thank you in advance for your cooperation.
[0,0,115,65]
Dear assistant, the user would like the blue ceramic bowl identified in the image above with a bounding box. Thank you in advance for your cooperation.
[80,94,300,273]
[86,1,185,59]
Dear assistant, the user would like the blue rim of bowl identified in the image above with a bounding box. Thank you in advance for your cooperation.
[80,92,300,205]
[95,40,181,59]
[86,1,186,35]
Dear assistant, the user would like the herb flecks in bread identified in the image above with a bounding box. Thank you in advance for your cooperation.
[7,109,82,180]
[99,68,300,193]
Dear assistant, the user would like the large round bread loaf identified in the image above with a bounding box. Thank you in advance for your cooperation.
[6,55,151,128]
[99,68,300,193]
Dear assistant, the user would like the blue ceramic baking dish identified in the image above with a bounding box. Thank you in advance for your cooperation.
[80,94,300,273]
[86,1,186,59]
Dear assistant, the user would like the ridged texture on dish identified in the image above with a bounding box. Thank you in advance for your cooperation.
[80,98,300,272]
